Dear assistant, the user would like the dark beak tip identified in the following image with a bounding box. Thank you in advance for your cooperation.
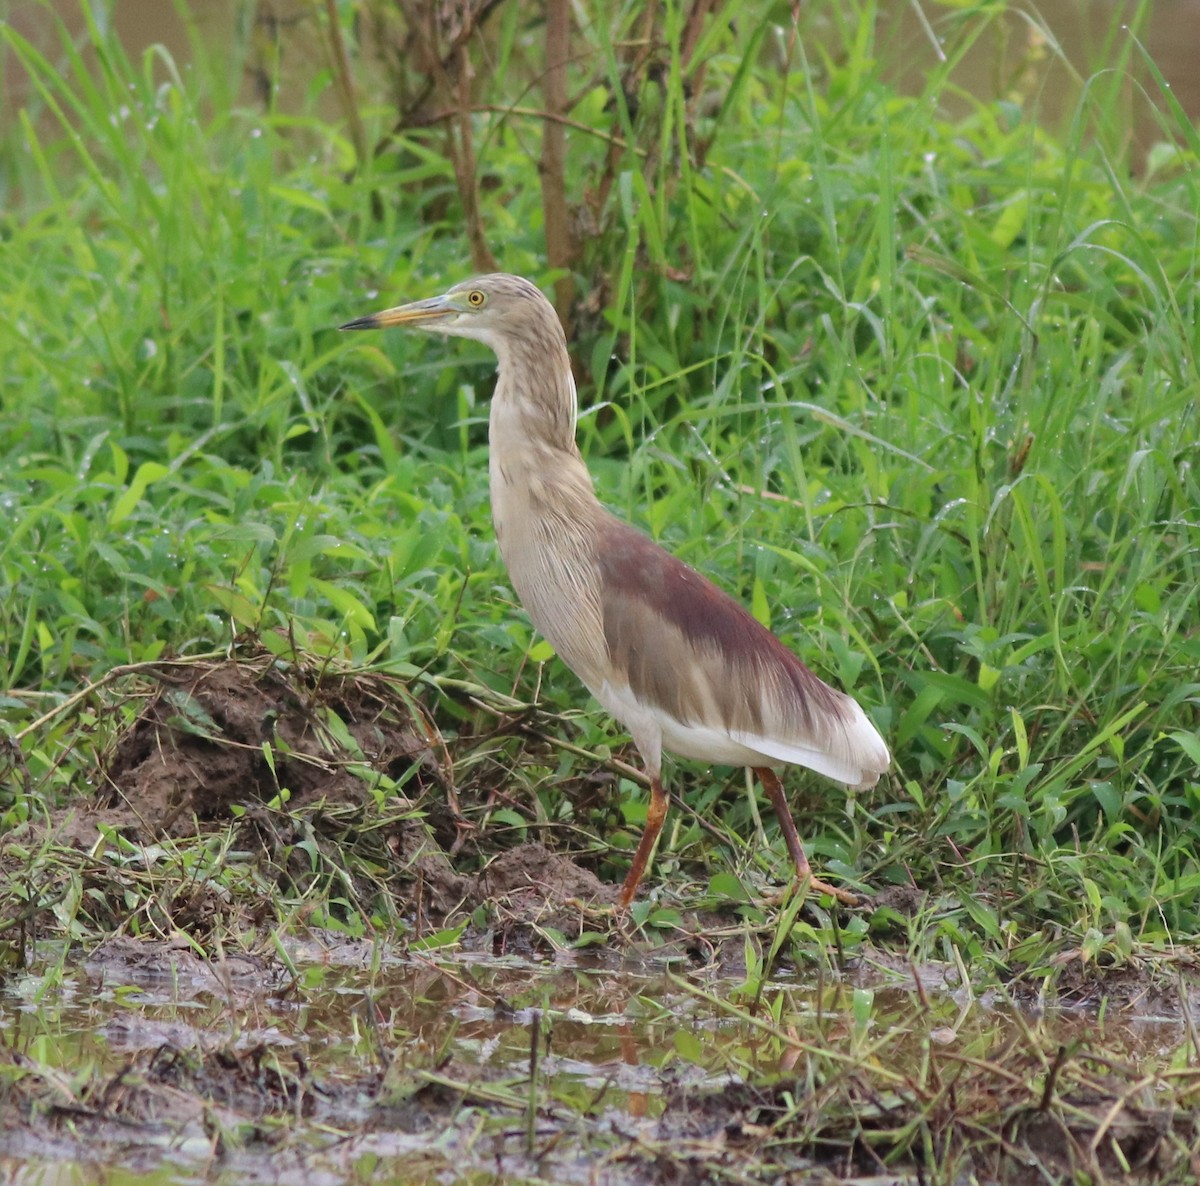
[339,315,380,332]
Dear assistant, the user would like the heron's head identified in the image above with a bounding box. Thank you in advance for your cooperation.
[340,273,560,354]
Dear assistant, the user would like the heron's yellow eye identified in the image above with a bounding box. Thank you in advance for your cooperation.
[467,290,486,308]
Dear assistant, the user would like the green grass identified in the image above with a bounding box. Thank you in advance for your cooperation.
[1,0,1198,968]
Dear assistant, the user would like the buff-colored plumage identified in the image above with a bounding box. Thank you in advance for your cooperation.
[342,274,889,907]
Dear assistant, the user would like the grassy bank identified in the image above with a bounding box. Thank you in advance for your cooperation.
[1,0,1198,968]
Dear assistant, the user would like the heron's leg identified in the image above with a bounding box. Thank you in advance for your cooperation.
[618,775,670,909]
[754,767,859,907]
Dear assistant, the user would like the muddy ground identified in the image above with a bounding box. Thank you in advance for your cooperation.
[2,654,1200,1184]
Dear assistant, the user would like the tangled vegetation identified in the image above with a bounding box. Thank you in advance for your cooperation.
[1,1,1199,1181]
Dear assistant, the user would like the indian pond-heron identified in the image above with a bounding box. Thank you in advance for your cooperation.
[341,274,890,908]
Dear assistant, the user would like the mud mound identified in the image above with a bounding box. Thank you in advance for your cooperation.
[99,655,444,837]
[468,842,617,944]
[1,653,617,942]
[479,842,609,901]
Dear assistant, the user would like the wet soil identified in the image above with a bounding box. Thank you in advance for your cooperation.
[4,935,1200,1185]
[4,656,1200,1183]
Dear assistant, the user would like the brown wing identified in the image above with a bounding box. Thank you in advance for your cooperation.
[593,515,850,739]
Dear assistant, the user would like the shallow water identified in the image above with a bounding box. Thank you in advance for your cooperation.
[2,936,1195,1184]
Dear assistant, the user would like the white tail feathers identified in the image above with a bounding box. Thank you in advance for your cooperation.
[731,695,890,789]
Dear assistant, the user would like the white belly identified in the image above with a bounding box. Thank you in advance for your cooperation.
[594,678,768,773]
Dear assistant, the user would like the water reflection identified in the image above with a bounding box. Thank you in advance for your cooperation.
[1,939,1194,1184]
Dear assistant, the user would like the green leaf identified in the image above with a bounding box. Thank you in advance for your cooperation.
[205,584,262,629]
[1091,781,1121,820]
[1168,730,1200,768]
[750,576,770,628]
[269,183,331,217]
[109,461,169,525]
[410,924,466,952]
[674,1030,705,1064]
[708,871,750,902]
[310,578,377,631]
[990,189,1029,248]
[489,808,527,839]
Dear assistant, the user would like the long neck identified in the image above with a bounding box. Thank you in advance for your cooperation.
[477,314,609,696]
[487,330,601,560]
[484,319,610,692]
[488,334,579,460]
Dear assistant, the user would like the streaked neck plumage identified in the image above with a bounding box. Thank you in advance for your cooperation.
[482,304,610,696]
[484,317,596,537]
[487,328,580,464]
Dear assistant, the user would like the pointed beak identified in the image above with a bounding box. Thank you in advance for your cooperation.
[339,294,457,332]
